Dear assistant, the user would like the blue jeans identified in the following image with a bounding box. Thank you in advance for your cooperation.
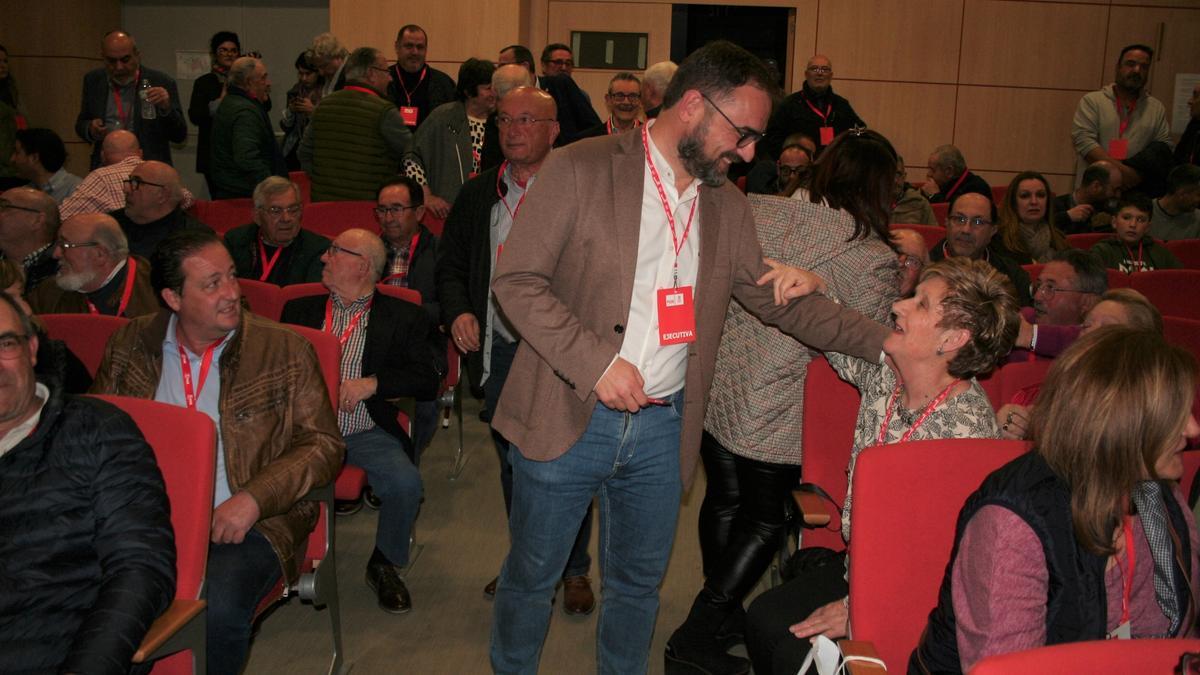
[411,399,439,465]
[206,528,282,675]
[491,392,684,675]
[486,334,592,578]
[345,426,423,566]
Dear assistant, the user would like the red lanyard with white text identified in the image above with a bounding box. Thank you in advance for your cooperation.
[496,161,529,222]
[1114,87,1136,138]
[257,237,283,282]
[179,336,221,410]
[803,95,831,124]
[643,125,698,287]
[1123,240,1145,271]
[86,257,136,317]
[1111,516,1136,636]
[111,68,140,129]
[876,378,959,446]
[392,65,426,106]
[324,296,372,347]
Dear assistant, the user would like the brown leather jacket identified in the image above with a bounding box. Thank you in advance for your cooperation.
[91,308,344,584]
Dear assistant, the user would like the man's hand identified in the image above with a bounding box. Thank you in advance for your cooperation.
[450,313,482,352]
[997,403,1031,440]
[1117,163,1141,190]
[211,491,261,544]
[1017,315,1034,350]
[1066,204,1094,223]
[594,357,649,412]
[426,194,452,220]
[789,597,849,640]
[920,180,939,198]
[143,85,171,112]
[289,96,315,114]
[339,376,377,412]
[758,258,827,305]
[88,118,109,140]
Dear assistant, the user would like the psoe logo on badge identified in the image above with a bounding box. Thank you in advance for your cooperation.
[665,292,684,307]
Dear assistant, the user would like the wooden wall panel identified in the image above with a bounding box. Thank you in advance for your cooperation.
[959,0,1108,90]
[974,170,1075,199]
[789,1,819,91]
[816,0,964,83]
[330,0,522,64]
[831,81,957,170]
[954,86,1082,174]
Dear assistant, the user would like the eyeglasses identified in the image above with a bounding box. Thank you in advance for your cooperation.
[0,333,29,360]
[328,243,364,259]
[374,204,420,217]
[777,165,806,178]
[1030,282,1089,300]
[216,47,240,55]
[370,65,390,75]
[947,214,993,228]
[700,92,764,149]
[0,199,39,214]
[55,239,100,251]
[496,114,556,128]
[123,176,166,191]
[260,204,302,218]
[607,92,640,102]
[806,66,832,74]
[546,58,574,68]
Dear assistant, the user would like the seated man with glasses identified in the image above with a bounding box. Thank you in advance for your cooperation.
[1004,248,1108,363]
[223,176,330,286]
[282,228,438,614]
[0,187,61,293]
[745,132,816,196]
[109,160,210,259]
[27,213,158,317]
[929,191,1034,306]
[576,72,644,140]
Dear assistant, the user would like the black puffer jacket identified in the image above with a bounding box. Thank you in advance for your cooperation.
[0,386,175,674]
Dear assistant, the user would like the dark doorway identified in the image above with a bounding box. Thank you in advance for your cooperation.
[670,4,793,90]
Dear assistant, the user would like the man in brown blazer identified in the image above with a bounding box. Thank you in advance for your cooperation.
[488,41,891,674]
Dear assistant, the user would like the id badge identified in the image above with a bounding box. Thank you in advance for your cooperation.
[1107,620,1131,640]
[400,106,419,126]
[1108,138,1129,160]
[819,126,835,145]
[657,286,696,345]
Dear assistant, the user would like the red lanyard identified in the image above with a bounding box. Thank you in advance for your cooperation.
[257,237,284,282]
[496,161,529,222]
[324,296,372,347]
[643,125,698,286]
[111,68,140,128]
[179,336,222,410]
[343,85,379,98]
[1114,87,1137,138]
[876,378,960,446]
[803,95,832,124]
[86,257,137,317]
[1115,516,1136,625]
[1123,240,1144,270]
[944,169,970,201]
[381,234,420,285]
[606,117,642,135]
[392,65,426,106]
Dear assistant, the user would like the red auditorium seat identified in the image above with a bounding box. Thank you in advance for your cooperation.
[1130,269,1200,321]
[421,211,445,237]
[1065,232,1107,249]
[793,356,860,552]
[889,223,944,251]
[190,198,254,235]
[303,201,377,240]
[931,201,948,226]
[990,184,1007,206]
[1165,238,1200,269]
[237,279,282,321]
[38,313,129,377]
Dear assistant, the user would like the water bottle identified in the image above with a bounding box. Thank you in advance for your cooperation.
[140,79,156,120]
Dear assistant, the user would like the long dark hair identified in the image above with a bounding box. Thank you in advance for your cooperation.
[805,128,898,248]
[0,44,18,109]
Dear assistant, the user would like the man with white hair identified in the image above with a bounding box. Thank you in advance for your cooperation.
[109,160,211,259]
[308,32,349,96]
[224,176,330,285]
[640,60,677,119]
[210,56,286,199]
[27,213,158,317]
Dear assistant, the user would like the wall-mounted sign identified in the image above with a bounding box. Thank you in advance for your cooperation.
[571,32,648,71]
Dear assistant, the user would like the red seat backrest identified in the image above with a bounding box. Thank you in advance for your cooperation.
[38,313,130,377]
[931,202,948,226]
[1165,239,1200,269]
[238,279,282,321]
[421,211,445,237]
[1131,269,1200,321]
[848,438,1030,671]
[1066,232,1108,250]
[889,223,944,252]
[279,282,330,311]
[303,201,377,240]
[1164,316,1200,449]
[799,356,861,551]
[195,198,254,235]
[969,638,1200,675]
[990,185,1007,206]
[282,322,340,412]
[91,395,216,601]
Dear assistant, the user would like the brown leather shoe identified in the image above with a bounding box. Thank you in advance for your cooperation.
[483,576,498,598]
[561,575,595,615]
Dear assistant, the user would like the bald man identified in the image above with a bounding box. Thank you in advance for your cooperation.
[60,130,168,221]
[74,31,186,169]
[760,54,864,161]
[478,64,538,172]
[281,228,438,615]
[0,187,59,292]
[27,213,158,318]
[109,161,211,259]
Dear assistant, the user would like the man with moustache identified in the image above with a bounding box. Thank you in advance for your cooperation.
[387,24,456,129]
[92,227,344,675]
[223,176,330,286]
[929,191,1033,306]
[576,72,644,140]
[26,213,158,317]
[75,31,187,169]
[487,41,890,673]
[1072,44,1170,189]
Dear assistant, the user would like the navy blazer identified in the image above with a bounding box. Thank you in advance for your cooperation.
[280,291,439,460]
[74,66,188,169]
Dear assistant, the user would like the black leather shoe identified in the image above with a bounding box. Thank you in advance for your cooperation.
[714,604,746,649]
[364,486,382,510]
[366,561,412,614]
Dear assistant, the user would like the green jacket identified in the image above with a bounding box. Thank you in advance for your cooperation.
[1091,235,1183,274]
[209,86,286,198]
[303,86,411,201]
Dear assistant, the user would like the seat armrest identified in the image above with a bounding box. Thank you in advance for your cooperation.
[132,598,206,663]
[793,489,833,527]
[839,639,888,675]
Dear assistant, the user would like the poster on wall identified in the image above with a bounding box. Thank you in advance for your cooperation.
[1173,73,1200,137]
[176,50,211,81]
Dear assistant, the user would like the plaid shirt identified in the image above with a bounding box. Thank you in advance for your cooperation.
[58,157,194,220]
[384,241,411,285]
[326,293,374,436]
